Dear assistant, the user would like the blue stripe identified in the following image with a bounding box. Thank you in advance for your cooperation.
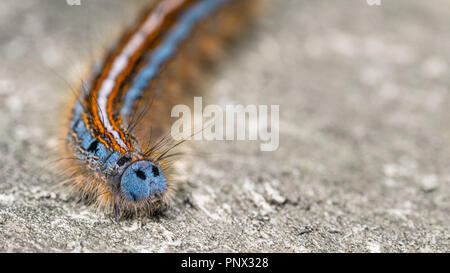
[120,0,228,121]
[71,117,111,164]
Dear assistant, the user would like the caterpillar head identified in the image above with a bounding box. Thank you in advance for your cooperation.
[120,160,167,202]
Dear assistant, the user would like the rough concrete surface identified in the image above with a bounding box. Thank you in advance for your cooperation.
[0,0,449,252]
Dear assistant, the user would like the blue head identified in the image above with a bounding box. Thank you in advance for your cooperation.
[120,160,167,202]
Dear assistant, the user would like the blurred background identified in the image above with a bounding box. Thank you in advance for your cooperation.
[0,0,448,252]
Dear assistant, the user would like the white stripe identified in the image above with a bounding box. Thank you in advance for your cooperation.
[96,0,185,150]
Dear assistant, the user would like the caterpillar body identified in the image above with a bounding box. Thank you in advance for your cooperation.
[64,0,258,217]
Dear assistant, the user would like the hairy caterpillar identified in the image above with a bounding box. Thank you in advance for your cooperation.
[63,0,259,218]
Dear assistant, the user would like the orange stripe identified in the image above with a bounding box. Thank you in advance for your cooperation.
[105,18,171,152]
[81,112,111,150]
[86,2,163,153]
[89,0,196,153]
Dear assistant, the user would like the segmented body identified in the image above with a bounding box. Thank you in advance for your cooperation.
[66,0,256,217]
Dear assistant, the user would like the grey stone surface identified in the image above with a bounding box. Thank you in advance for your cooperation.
[0,0,449,252]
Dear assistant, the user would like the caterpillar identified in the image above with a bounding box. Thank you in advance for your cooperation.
[63,0,259,218]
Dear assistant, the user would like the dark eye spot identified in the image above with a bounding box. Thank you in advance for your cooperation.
[87,140,98,153]
[135,170,146,180]
[117,156,131,166]
[152,166,159,177]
